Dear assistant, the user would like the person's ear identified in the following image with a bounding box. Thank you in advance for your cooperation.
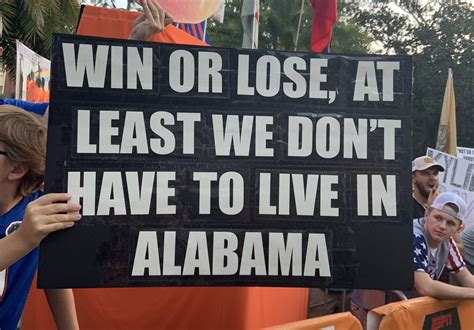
[8,163,29,181]
[424,208,429,219]
[458,223,465,233]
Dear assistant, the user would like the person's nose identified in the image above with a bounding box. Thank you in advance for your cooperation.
[439,220,447,230]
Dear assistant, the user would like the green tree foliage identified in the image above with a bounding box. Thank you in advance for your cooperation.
[207,0,372,54]
[206,0,245,48]
[0,0,80,77]
[330,21,374,54]
[351,1,473,154]
[259,0,312,51]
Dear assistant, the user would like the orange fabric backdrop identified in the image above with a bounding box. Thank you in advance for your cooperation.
[23,275,308,329]
[22,5,308,329]
[265,312,362,330]
[368,296,474,329]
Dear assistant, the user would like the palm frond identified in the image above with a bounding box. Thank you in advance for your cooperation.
[1,0,80,82]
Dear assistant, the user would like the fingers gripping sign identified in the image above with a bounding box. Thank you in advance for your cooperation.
[129,0,174,41]
[17,193,82,248]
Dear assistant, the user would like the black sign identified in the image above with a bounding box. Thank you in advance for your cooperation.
[38,34,413,289]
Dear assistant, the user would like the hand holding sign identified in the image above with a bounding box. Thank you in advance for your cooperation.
[130,0,173,41]
[0,193,81,272]
[18,193,82,248]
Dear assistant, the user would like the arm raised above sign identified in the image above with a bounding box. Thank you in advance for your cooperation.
[129,0,173,41]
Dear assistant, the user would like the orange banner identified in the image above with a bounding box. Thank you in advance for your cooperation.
[368,296,474,329]
[266,312,362,330]
[23,275,308,329]
[76,5,208,46]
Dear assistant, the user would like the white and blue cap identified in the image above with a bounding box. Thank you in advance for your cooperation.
[431,192,467,222]
[412,156,445,173]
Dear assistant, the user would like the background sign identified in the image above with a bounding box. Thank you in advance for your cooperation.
[427,148,474,226]
[457,147,474,163]
[15,40,51,102]
[39,34,413,289]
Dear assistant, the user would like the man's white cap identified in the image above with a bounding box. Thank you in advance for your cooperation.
[431,192,467,222]
[412,156,445,173]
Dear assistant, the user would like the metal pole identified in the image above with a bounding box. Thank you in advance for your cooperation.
[251,0,258,49]
[294,0,305,51]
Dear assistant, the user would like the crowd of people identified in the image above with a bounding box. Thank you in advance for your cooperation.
[0,0,472,328]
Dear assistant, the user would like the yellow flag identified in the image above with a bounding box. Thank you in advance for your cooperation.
[436,69,457,155]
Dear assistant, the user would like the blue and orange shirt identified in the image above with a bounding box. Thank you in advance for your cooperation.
[0,191,43,330]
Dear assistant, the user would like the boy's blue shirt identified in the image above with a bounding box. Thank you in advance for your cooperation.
[0,98,48,116]
[0,191,43,330]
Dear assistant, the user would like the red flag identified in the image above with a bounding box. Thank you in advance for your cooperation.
[310,0,337,52]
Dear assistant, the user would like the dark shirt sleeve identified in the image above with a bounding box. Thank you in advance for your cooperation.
[412,198,426,219]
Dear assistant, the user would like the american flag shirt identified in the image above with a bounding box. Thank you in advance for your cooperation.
[413,218,465,280]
